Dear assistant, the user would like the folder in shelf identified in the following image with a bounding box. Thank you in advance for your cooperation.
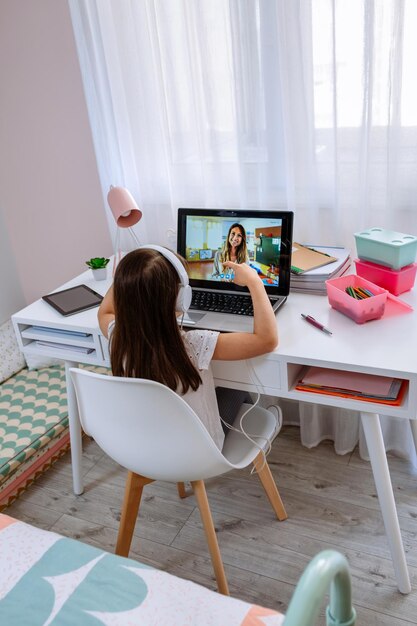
[32,326,91,337]
[295,366,407,406]
[300,367,395,396]
[295,380,408,406]
[35,340,94,354]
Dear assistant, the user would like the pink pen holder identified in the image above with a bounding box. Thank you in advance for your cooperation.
[326,274,387,324]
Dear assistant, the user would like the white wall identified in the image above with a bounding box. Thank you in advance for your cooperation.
[0,0,111,313]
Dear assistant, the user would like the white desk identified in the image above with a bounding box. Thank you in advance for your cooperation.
[12,268,417,594]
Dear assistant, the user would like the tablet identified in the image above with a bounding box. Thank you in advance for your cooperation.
[42,284,103,316]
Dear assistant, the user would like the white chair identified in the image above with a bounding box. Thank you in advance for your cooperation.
[70,367,287,595]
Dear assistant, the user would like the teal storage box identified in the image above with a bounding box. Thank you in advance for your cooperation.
[354,227,417,270]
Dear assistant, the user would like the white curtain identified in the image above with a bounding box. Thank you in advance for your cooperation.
[261,397,417,466]
[69,0,417,464]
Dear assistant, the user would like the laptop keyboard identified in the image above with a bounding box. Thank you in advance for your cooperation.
[191,291,254,315]
[190,291,278,316]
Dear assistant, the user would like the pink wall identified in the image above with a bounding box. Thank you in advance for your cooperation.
[0,0,111,306]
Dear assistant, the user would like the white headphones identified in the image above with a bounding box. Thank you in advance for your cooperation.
[139,245,192,314]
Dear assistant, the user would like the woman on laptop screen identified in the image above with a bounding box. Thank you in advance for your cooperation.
[98,246,278,451]
[213,223,249,279]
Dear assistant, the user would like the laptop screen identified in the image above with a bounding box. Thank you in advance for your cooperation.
[177,208,294,296]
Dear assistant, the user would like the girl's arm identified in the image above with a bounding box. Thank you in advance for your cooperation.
[212,261,278,360]
[98,286,115,338]
[213,251,222,276]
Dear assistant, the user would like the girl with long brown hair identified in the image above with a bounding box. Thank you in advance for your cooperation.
[98,246,278,449]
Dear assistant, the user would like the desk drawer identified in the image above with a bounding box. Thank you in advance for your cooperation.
[212,357,281,392]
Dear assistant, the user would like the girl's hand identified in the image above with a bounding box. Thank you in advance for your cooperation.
[222,261,260,287]
[212,260,278,360]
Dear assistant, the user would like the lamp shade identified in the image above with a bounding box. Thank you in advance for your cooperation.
[107,186,142,228]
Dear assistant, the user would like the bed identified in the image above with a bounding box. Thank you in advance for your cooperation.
[0,513,356,625]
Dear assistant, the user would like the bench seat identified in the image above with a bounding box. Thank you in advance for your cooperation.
[0,317,110,509]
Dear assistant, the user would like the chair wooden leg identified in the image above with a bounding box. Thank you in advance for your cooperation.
[191,480,229,596]
[116,471,153,557]
[253,452,288,521]
[177,482,188,499]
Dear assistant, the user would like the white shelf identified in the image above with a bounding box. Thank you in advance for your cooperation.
[18,324,104,364]
[23,343,101,365]
[21,327,94,348]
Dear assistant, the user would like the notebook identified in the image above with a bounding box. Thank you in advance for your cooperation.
[291,242,337,274]
[177,208,294,332]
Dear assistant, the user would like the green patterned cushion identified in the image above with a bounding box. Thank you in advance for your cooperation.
[0,364,111,485]
[0,366,69,483]
[0,362,111,507]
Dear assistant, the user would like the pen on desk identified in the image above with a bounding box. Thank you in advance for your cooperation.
[301,313,333,336]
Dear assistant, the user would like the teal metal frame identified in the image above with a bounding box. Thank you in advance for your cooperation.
[283,550,356,626]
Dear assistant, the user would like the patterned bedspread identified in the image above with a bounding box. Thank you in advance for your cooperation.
[0,514,284,625]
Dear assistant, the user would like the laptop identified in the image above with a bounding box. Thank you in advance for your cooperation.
[177,208,294,332]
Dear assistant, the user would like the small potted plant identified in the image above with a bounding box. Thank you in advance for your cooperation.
[86,257,110,281]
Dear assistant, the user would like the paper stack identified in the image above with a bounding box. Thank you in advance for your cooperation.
[295,366,407,406]
[290,245,351,295]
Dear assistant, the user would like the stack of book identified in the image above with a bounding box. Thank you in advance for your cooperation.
[295,366,407,406]
[290,243,351,295]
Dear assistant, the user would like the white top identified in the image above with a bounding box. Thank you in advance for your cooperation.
[181,329,224,450]
[108,322,224,450]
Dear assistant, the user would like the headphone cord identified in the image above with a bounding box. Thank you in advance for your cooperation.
[220,360,276,475]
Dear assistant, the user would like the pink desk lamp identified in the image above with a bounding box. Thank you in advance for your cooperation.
[107,186,142,271]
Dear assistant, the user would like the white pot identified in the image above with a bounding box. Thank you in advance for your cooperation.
[91,268,107,281]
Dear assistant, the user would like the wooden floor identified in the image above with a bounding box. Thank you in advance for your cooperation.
[5,426,417,625]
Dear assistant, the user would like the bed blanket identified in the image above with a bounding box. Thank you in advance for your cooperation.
[0,514,284,626]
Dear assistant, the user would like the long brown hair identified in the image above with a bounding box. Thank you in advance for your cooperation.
[220,223,249,264]
[110,248,202,393]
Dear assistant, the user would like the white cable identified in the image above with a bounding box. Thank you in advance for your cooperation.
[220,360,277,474]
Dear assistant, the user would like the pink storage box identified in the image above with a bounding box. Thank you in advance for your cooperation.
[354,258,417,296]
[326,274,387,324]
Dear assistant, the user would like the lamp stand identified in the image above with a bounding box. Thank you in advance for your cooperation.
[112,227,141,275]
